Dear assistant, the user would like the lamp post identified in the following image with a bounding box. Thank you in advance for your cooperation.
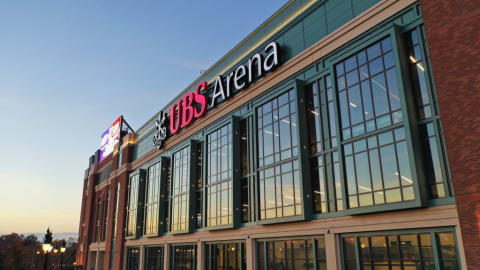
[42,228,53,270]
[60,240,66,270]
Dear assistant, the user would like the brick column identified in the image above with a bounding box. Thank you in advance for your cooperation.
[419,1,480,268]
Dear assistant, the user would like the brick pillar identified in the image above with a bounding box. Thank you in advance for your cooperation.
[81,163,98,269]
[419,1,480,268]
[103,180,118,270]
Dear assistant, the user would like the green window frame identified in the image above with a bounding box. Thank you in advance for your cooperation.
[144,245,164,270]
[170,244,197,270]
[255,87,303,222]
[206,123,233,228]
[403,26,453,201]
[341,228,462,270]
[169,146,191,233]
[144,162,161,236]
[126,246,141,270]
[126,170,146,239]
[257,236,326,270]
[204,241,246,270]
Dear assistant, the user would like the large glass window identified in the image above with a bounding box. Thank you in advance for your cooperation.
[144,246,164,270]
[170,244,197,270]
[102,192,109,242]
[342,231,460,270]
[306,80,328,214]
[170,147,190,232]
[257,89,302,220]
[126,174,140,237]
[257,237,326,270]
[112,183,120,239]
[344,127,414,208]
[437,232,459,269]
[145,162,161,236]
[240,118,252,223]
[405,28,450,199]
[195,142,204,229]
[206,124,233,227]
[336,36,401,140]
[205,242,246,270]
[126,247,140,270]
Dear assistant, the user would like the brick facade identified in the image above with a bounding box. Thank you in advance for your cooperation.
[420,0,480,268]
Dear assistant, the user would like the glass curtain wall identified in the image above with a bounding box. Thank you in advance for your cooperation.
[145,162,161,236]
[257,89,302,220]
[342,231,460,270]
[405,28,450,199]
[170,147,190,232]
[205,242,246,270]
[170,245,197,270]
[144,246,164,270]
[257,237,326,270]
[126,247,140,270]
[206,124,233,227]
[126,174,140,237]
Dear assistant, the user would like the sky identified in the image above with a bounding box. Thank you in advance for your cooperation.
[0,0,289,234]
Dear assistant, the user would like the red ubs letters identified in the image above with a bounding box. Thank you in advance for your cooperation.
[169,81,208,134]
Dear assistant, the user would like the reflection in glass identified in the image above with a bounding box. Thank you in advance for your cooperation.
[171,245,197,270]
[170,147,190,232]
[258,238,325,270]
[344,128,414,208]
[205,242,245,270]
[144,246,164,270]
[335,37,402,140]
[207,124,233,227]
[344,232,452,270]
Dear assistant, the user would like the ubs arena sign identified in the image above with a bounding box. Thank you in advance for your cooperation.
[153,42,280,149]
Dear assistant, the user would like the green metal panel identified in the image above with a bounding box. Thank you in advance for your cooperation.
[304,5,327,48]
[325,0,353,33]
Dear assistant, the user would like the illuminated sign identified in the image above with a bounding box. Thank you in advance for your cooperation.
[153,42,280,149]
[100,116,122,161]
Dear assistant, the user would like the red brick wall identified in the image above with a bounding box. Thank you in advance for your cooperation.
[419,1,480,268]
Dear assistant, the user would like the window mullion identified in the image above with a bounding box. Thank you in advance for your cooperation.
[330,62,348,212]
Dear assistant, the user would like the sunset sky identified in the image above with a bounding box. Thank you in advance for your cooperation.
[0,0,288,234]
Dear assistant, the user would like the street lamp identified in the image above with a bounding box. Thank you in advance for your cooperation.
[42,228,53,270]
[60,240,66,270]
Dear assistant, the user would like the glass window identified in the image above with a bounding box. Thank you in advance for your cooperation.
[144,246,164,270]
[126,247,140,270]
[170,147,190,232]
[195,142,203,229]
[240,118,251,223]
[405,28,450,199]
[145,162,161,236]
[207,124,233,227]
[257,89,302,220]
[257,237,325,270]
[112,183,120,240]
[344,127,414,208]
[205,242,246,270]
[102,192,110,242]
[170,245,197,270]
[335,37,402,140]
[94,196,102,242]
[437,232,459,269]
[343,237,357,270]
[126,174,139,237]
[257,89,298,167]
[342,231,460,270]
[305,80,329,214]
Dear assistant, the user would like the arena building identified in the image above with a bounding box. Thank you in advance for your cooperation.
[75,0,480,269]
